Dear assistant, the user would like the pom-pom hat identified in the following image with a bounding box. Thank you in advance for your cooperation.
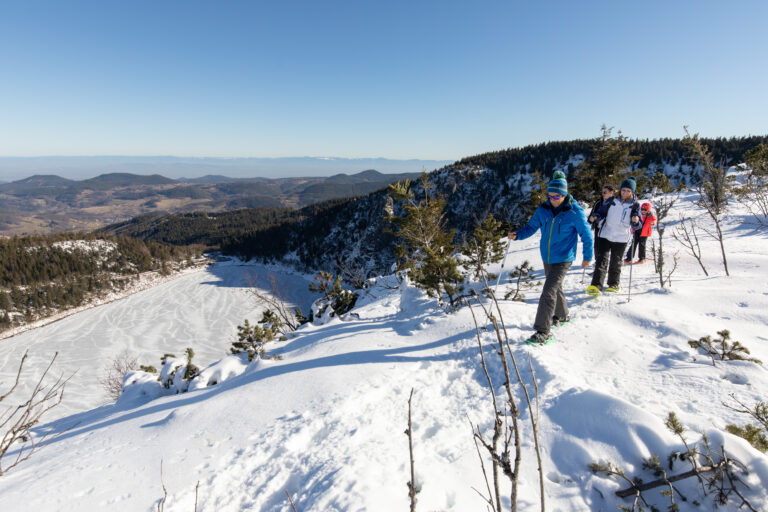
[547,171,568,196]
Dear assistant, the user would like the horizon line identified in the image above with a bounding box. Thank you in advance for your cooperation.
[0,155,456,161]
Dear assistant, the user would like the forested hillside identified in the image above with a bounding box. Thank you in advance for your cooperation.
[0,233,204,334]
[0,170,419,235]
[107,135,768,278]
[454,135,766,175]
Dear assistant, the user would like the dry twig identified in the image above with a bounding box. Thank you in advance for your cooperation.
[285,490,298,512]
[0,350,66,476]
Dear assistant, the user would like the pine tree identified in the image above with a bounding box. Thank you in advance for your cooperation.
[744,143,768,176]
[230,319,279,361]
[183,348,200,380]
[688,329,762,365]
[461,214,506,280]
[387,173,464,308]
[735,143,768,223]
[574,125,640,201]
[0,292,10,312]
[308,272,357,316]
[231,319,267,361]
[520,171,548,218]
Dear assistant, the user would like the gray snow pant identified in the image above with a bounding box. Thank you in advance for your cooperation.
[533,262,572,335]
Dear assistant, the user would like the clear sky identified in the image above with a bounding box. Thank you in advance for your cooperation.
[1,0,766,161]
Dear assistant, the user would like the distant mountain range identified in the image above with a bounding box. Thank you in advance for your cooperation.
[0,170,423,235]
[0,156,452,182]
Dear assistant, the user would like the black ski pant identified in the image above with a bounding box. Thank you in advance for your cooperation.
[625,231,648,261]
[592,226,599,255]
[591,237,627,290]
[534,261,571,335]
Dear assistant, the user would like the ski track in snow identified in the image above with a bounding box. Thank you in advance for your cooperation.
[1,193,768,511]
[0,261,317,421]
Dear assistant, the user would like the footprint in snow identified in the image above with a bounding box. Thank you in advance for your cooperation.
[140,410,177,428]
[722,373,749,385]
[546,471,575,485]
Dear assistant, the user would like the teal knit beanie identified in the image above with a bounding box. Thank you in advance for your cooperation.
[620,176,637,194]
[547,171,568,196]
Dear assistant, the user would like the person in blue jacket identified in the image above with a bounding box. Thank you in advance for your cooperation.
[508,171,593,345]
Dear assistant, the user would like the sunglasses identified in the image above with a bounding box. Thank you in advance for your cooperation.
[602,190,613,195]
[548,194,563,200]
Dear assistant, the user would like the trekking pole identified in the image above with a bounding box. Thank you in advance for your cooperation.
[494,238,512,295]
[627,235,635,302]
[581,266,586,284]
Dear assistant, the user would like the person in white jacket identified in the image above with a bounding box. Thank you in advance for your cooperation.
[586,176,641,294]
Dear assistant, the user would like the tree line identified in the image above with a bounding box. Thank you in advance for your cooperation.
[0,232,202,331]
[100,133,768,277]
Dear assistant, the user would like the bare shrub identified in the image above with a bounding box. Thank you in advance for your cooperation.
[673,215,709,276]
[99,349,139,401]
[335,255,368,290]
[684,127,730,276]
[249,274,301,333]
[405,388,420,511]
[1,351,66,476]
[590,412,757,511]
[651,238,679,288]
[466,265,546,511]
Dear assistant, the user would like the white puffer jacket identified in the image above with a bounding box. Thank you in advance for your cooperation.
[596,198,641,244]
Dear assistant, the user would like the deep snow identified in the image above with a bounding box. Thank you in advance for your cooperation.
[0,191,767,511]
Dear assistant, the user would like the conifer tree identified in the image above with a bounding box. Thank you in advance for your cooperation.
[520,171,548,218]
[744,143,768,176]
[574,125,640,201]
[461,214,506,280]
[387,173,464,308]
[735,143,768,223]
[183,348,200,380]
[308,271,357,316]
[231,319,271,361]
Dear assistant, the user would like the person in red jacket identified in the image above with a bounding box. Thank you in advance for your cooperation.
[624,202,657,264]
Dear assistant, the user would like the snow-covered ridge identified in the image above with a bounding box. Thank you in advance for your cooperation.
[51,239,118,253]
[1,192,767,511]
[23,239,119,254]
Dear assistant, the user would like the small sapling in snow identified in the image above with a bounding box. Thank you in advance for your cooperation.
[688,329,762,366]
[503,260,537,302]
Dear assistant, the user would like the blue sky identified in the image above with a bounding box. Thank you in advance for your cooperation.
[1,0,766,161]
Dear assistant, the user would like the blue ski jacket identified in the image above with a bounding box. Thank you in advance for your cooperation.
[516,195,594,264]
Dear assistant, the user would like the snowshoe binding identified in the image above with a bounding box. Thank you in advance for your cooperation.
[585,285,602,297]
[525,332,556,346]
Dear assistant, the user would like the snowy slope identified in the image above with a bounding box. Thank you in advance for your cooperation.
[0,192,767,511]
[0,261,317,421]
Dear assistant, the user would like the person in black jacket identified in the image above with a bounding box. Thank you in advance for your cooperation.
[588,184,615,255]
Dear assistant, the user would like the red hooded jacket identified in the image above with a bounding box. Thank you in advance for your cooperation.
[638,203,657,237]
